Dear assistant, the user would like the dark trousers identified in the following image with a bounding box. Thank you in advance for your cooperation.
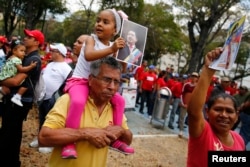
[0,97,32,167]
[135,86,141,104]
[38,96,55,130]
[139,89,153,115]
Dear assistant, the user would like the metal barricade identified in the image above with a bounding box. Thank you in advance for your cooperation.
[150,87,172,129]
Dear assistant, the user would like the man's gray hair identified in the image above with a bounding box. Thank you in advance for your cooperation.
[90,57,122,76]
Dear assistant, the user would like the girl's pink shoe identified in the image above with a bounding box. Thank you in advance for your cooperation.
[61,144,77,159]
[110,140,134,155]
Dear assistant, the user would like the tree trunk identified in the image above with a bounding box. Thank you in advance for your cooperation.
[187,21,210,73]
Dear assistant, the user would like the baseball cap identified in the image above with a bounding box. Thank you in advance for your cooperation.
[0,36,7,43]
[50,43,67,57]
[182,74,188,79]
[24,29,45,45]
[173,73,179,78]
[221,76,230,82]
[149,65,155,69]
[191,72,199,77]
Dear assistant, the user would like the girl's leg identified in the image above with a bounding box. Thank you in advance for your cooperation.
[110,93,135,155]
[110,92,125,126]
[11,87,28,107]
[66,82,89,128]
[62,80,89,159]
[16,87,27,95]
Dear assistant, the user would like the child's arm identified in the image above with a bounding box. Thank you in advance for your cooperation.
[84,36,125,61]
[16,61,37,73]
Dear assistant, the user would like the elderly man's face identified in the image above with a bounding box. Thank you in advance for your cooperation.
[89,64,121,103]
[126,31,137,44]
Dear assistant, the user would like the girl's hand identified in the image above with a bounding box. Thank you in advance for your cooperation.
[30,61,37,68]
[111,37,125,52]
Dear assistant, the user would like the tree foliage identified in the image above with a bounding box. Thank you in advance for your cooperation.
[62,10,96,46]
[174,0,241,73]
[0,0,67,38]
[99,0,144,21]
[141,3,186,64]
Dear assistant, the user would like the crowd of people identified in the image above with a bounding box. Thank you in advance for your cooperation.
[0,8,249,167]
[0,8,135,167]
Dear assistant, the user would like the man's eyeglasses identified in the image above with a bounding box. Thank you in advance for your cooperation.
[50,49,60,53]
[92,75,121,86]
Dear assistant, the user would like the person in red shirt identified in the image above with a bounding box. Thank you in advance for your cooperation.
[206,77,216,103]
[154,70,167,96]
[179,72,199,137]
[210,76,235,97]
[168,74,187,129]
[166,73,178,90]
[187,48,244,167]
[149,70,168,118]
[139,65,157,116]
[230,80,238,95]
[134,60,147,105]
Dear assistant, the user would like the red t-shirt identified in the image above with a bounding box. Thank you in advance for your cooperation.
[181,82,195,104]
[134,66,145,81]
[166,78,176,90]
[224,86,235,95]
[188,121,245,167]
[156,77,167,88]
[206,85,214,102]
[171,81,183,98]
[141,72,157,91]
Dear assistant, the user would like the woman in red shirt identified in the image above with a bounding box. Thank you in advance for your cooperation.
[187,48,244,167]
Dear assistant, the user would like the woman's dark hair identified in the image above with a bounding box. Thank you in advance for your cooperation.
[6,39,24,59]
[207,93,238,111]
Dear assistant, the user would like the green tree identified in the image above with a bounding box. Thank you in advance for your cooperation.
[141,3,186,64]
[0,0,67,38]
[174,0,242,73]
[77,0,96,34]
[99,0,144,21]
[62,10,96,46]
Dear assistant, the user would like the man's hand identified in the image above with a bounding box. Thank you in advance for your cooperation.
[83,128,116,148]
[104,125,125,139]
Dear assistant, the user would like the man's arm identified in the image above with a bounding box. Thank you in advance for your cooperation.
[0,73,27,87]
[38,126,117,148]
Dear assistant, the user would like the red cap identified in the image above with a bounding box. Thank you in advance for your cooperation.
[0,36,7,43]
[24,29,45,45]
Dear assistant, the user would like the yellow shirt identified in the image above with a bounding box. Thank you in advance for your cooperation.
[43,94,129,167]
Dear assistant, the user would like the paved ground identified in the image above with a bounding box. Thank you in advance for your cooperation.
[125,105,250,150]
[125,105,189,138]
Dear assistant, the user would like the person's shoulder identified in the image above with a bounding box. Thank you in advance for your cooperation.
[56,93,70,105]
[183,81,192,87]
[26,51,41,61]
[63,62,73,71]
[230,130,245,148]
[11,56,21,61]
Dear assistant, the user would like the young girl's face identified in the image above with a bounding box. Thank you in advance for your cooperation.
[95,10,116,41]
[13,45,26,59]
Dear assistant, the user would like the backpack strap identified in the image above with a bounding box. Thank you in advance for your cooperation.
[52,70,73,99]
